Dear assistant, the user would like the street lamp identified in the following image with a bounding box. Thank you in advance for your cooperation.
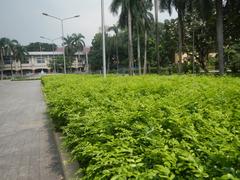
[101,0,107,78]
[40,36,61,73]
[42,13,80,74]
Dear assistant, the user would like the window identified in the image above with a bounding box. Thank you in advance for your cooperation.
[3,56,11,64]
[22,57,30,64]
[36,56,45,64]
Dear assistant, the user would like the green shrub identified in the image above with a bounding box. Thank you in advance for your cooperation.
[226,43,240,73]
[42,75,240,179]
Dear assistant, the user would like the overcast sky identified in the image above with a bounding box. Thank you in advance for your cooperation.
[0,0,177,47]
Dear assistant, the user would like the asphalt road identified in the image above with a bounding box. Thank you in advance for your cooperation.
[0,80,64,180]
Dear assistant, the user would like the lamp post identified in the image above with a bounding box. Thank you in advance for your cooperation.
[42,13,80,74]
[40,36,61,73]
[101,0,107,78]
[39,44,44,74]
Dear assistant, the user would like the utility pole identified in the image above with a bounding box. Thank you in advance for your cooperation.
[155,0,160,74]
[40,44,44,74]
[101,0,107,78]
[60,20,66,74]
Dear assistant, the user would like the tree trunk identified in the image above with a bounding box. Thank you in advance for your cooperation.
[199,49,209,73]
[148,63,151,74]
[128,6,134,76]
[85,52,89,73]
[10,58,13,78]
[143,30,148,75]
[107,55,110,73]
[137,30,141,75]
[192,29,195,74]
[216,0,224,75]
[154,0,160,74]
[177,10,184,73]
[78,51,81,72]
[20,61,23,77]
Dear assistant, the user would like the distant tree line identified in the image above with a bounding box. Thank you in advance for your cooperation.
[25,42,57,52]
[89,0,240,75]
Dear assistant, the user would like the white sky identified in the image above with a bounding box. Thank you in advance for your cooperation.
[0,0,177,46]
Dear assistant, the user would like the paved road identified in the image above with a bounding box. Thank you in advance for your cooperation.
[0,80,64,180]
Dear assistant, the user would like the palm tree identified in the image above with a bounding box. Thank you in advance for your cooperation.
[14,44,28,77]
[136,24,142,75]
[108,25,120,73]
[8,40,19,77]
[72,33,85,72]
[131,0,153,75]
[0,39,5,80]
[110,0,138,75]
[142,1,154,75]
[132,8,143,75]
[64,35,75,72]
[64,35,75,55]
[0,38,13,79]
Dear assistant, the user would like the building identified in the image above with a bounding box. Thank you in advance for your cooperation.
[1,47,90,76]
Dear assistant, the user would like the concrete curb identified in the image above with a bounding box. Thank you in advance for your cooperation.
[53,132,80,180]
[42,84,80,180]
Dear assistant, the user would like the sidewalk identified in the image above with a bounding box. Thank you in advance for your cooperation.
[0,80,64,180]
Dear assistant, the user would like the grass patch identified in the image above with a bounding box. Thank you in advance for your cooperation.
[11,76,41,81]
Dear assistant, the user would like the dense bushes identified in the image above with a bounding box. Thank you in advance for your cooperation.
[226,43,240,73]
[42,75,240,179]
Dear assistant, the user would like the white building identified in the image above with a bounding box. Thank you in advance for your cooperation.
[2,47,90,75]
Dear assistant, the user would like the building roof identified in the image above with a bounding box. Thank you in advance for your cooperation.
[28,46,91,56]
[28,51,63,56]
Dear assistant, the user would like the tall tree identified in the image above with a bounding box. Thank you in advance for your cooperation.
[110,0,137,75]
[14,44,28,77]
[72,33,85,71]
[216,0,224,75]
[0,39,5,80]
[0,38,13,79]
[64,35,75,72]
[194,0,225,75]
[142,2,154,74]
[132,15,143,75]
[64,35,75,55]
[132,0,153,75]
[8,39,19,77]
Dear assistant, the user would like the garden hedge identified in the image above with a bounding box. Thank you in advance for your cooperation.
[42,75,240,179]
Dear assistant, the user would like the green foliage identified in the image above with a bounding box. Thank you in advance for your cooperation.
[226,43,240,73]
[88,33,104,71]
[42,75,240,179]
[48,56,74,73]
[89,32,128,72]
[25,42,57,52]
[159,20,178,66]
